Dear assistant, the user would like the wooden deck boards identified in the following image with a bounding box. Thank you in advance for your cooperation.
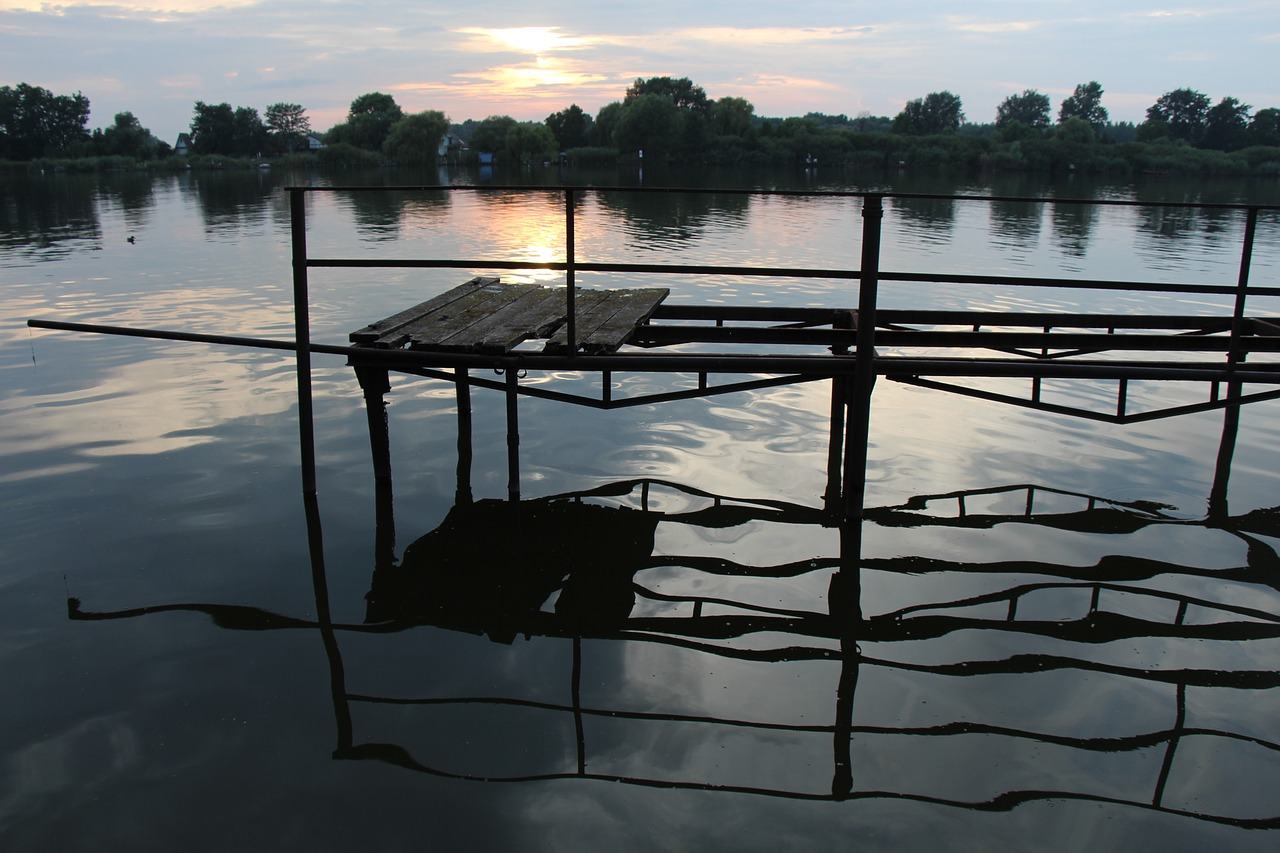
[349,277,670,355]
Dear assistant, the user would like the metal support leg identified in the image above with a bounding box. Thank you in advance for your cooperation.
[455,368,474,506]
[505,367,521,502]
[354,365,394,570]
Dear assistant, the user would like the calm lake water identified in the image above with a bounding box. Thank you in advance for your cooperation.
[3,164,1280,851]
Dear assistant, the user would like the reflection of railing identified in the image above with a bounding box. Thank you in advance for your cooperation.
[68,472,1280,828]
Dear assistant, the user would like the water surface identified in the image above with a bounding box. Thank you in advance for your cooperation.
[3,166,1280,851]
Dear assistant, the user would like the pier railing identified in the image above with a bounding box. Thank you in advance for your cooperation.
[287,184,1278,366]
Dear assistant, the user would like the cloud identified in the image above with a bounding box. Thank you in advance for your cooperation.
[455,26,594,54]
[945,18,1041,34]
[1,0,257,10]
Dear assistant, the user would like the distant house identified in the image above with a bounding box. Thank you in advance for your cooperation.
[174,133,192,156]
[306,133,325,151]
[437,132,465,162]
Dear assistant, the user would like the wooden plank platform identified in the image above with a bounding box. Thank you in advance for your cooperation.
[349,277,669,355]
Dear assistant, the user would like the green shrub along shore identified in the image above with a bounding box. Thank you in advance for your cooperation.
[4,77,1279,178]
[8,135,1279,178]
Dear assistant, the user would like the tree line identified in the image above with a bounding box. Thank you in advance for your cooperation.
[4,77,1279,175]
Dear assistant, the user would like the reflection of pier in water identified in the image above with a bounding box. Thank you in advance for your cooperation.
[69,394,1280,828]
[33,187,1280,830]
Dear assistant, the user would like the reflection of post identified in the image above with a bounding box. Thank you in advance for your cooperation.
[830,528,861,799]
[304,488,353,754]
[572,636,586,775]
[1152,602,1190,809]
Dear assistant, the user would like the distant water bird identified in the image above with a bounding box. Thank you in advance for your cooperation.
[126,236,135,244]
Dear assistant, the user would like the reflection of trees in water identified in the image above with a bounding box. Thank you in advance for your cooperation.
[184,169,280,233]
[1138,203,1236,242]
[1050,200,1098,258]
[882,170,965,245]
[988,198,1043,250]
[95,171,157,233]
[889,195,956,245]
[340,188,452,241]
[0,173,102,260]
[592,189,751,250]
[1127,178,1275,272]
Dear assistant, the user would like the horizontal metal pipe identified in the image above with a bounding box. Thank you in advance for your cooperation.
[302,258,1277,299]
[876,331,1280,352]
[290,183,1280,213]
[28,318,1280,384]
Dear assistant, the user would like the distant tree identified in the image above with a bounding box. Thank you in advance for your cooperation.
[190,101,236,155]
[625,77,710,114]
[803,112,853,128]
[591,102,623,147]
[853,111,893,133]
[892,91,965,135]
[1055,116,1096,145]
[326,92,404,151]
[1057,82,1108,128]
[1248,108,1280,148]
[264,102,310,152]
[468,115,519,154]
[620,77,712,153]
[1202,97,1250,151]
[504,122,557,163]
[710,97,755,136]
[382,110,450,165]
[1101,121,1138,143]
[614,92,681,158]
[995,90,1050,129]
[0,82,91,159]
[98,111,158,159]
[232,106,268,156]
[1143,88,1211,144]
[545,104,592,150]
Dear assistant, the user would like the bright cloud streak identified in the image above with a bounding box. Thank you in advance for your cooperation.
[456,26,593,54]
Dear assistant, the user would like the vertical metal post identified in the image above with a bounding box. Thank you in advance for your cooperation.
[842,194,882,525]
[354,365,394,570]
[830,194,881,798]
[824,374,847,512]
[290,188,317,496]
[505,366,521,502]
[1211,208,1253,524]
[456,368,474,506]
[1227,207,1259,373]
[565,188,577,357]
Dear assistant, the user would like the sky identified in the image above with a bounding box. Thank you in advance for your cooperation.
[2,0,1278,145]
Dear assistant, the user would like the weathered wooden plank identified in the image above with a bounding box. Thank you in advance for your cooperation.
[349,276,498,347]
[396,281,543,349]
[469,287,576,352]
[545,288,669,354]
